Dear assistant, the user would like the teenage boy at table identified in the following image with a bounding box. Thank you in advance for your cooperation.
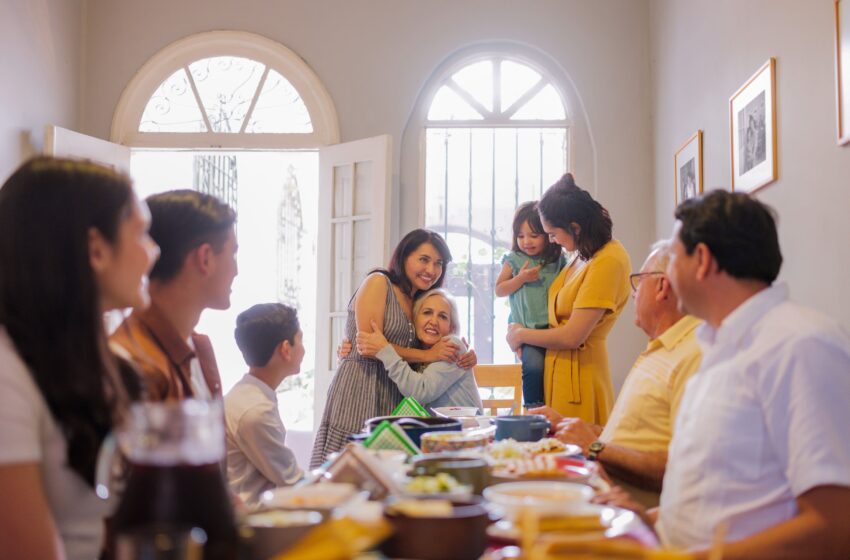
[111,190,238,401]
[224,303,304,508]
[599,190,850,559]
[531,241,702,507]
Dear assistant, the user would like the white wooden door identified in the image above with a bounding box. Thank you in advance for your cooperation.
[44,125,132,333]
[313,135,392,428]
[44,125,131,173]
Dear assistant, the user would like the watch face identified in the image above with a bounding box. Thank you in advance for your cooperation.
[589,441,604,452]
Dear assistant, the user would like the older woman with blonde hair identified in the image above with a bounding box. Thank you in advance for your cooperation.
[356,288,483,412]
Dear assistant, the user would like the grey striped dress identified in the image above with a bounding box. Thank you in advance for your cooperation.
[310,274,416,468]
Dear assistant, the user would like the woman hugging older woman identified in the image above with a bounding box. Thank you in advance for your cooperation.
[355,288,483,413]
[310,229,476,467]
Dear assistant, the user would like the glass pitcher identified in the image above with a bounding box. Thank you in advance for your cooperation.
[108,399,240,560]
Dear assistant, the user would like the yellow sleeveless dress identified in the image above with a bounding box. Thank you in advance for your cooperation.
[544,239,631,424]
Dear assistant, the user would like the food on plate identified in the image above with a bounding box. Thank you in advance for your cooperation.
[261,482,358,510]
[520,511,606,533]
[488,438,574,462]
[488,439,528,460]
[404,473,468,495]
[528,437,567,455]
[246,510,322,528]
[491,455,593,480]
[420,430,490,453]
[386,499,454,518]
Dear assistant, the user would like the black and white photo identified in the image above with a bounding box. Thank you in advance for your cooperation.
[674,130,702,205]
[730,58,777,192]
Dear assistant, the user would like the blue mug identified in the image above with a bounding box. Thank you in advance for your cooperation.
[493,414,550,442]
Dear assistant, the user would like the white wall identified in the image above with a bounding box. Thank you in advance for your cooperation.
[80,0,656,390]
[0,0,83,182]
[650,0,850,329]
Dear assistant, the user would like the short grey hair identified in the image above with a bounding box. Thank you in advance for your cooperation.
[647,239,672,271]
[413,288,460,335]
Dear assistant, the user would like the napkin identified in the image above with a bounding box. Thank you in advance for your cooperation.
[363,420,420,456]
[391,396,430,417]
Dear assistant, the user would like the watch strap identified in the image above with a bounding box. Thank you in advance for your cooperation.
[587,440,605,461]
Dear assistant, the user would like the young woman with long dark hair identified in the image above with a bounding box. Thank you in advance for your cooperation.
[0,157,159,560]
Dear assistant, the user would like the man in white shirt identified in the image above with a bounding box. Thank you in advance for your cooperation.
[652,190,850,558]
[225,303,305,508]
[531,242,702,507]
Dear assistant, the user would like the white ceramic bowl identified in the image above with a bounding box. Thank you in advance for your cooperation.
[433,406,481,418]
[483,481,594,521]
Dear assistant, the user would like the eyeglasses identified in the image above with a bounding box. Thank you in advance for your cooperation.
[629,271,665,293]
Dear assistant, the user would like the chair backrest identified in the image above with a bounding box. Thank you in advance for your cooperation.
[473,364,522,416]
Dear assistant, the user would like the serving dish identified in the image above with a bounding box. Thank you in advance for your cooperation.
[482,481,594,521]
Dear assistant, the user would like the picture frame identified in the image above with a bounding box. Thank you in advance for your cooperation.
[837,0,850,145]
[730,58,777,193]
[674,130,703,206]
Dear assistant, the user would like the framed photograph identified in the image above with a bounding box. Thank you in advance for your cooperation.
[674,130,703,205]
[730,58,777,193]
[837,0,850,145]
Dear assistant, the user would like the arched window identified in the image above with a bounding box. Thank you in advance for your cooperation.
[112,30,338,148]
[423,53,570,364]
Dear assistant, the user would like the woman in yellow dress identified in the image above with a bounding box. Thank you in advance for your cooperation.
[507,174,630,424]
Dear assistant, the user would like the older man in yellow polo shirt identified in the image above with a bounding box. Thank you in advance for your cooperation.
[531,241,701,506]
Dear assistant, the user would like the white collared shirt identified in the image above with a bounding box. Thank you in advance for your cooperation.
[186,337,212,401]
[224,374,303,508]
[658,283,850,550]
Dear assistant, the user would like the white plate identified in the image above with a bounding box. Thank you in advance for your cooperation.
[260,482,359,511]
[485,504,639,542]
[483,480,594,521]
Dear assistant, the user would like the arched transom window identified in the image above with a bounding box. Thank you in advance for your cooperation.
[111,30,339,149]
[424,55,569,364]
[140,56,312,134]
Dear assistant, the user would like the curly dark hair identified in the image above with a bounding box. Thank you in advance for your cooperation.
[538,173,613,260]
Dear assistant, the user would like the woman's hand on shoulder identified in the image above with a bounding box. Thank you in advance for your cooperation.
[426,337,460,363]
[456,339,477,369]
[355,319,390,358]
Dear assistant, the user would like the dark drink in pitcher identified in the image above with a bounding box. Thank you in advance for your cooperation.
[112,462,239,559]
[109,399,241,560]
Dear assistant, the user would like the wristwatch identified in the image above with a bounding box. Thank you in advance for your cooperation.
[587,440,605,461]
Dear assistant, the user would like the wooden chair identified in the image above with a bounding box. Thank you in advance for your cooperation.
[473,364,523,416]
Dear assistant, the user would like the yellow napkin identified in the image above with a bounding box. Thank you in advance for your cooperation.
[272,517,392,560]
